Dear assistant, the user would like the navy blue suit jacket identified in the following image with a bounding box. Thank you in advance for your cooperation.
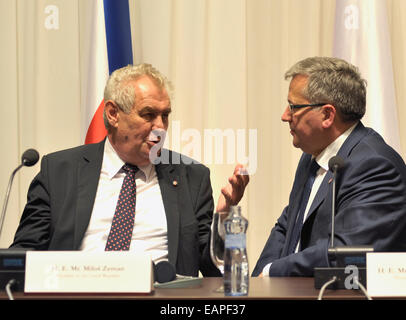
[10,140,221,277]
[252,122,406,276]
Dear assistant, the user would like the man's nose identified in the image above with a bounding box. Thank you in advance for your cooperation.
[281,106,292,122]
[152,115,166,129]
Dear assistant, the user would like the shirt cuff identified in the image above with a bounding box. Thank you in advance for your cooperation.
[262,263,272,276]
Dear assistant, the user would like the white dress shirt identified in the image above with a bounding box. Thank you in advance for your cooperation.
[79,138,169,263]
[262,123,357,276]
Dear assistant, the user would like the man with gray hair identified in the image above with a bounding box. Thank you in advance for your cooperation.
[11,63,249,277]
[253,56,406,277]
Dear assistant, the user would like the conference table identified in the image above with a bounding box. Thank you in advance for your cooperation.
[0,277,367,300]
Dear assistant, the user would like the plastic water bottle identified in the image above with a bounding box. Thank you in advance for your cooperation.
[223,205,249,296]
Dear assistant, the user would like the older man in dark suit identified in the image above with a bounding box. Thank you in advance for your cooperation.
[11,63,249,277]
[253,57,406,277]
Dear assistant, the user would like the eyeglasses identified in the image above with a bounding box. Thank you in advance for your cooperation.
[288,103,326,112]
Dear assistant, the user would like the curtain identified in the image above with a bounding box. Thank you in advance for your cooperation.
[1,0,405,265]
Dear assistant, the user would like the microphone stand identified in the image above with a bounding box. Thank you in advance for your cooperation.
[0,164,23,238]
[0,164,25,296]
[314,156,373,291]
[0,149,39,295]
[330,163,337,248]
[0,149,39,240]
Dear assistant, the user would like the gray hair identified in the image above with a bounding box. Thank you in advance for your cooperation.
[103,63,173,128]
[285,57,367,122]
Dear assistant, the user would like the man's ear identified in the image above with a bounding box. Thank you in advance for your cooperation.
[321,104,336,129]
[104,100,119,128]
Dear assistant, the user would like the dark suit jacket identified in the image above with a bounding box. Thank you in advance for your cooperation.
[253,122,406,276]
[10,140,221,277]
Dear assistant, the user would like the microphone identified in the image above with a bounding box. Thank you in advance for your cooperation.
[153,261,176,283]
[0,149,40,238]
[152,261,204,288]
[21,149,40,167]
[328,155,345,171]
[328,156,345,248]
[314,155,373,290]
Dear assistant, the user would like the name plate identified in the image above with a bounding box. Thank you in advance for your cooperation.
[25,251,153,294]
[367,252,406,297]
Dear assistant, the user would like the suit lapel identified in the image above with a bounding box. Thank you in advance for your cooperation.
[155,160,180,265]
[304,171,332,222]
[304,122,369,223]
[74,141,105,249]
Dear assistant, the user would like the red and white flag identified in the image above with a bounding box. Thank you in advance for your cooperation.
[81,0,133,145]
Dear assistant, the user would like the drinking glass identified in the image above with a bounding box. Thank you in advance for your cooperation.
[210,211,227,292]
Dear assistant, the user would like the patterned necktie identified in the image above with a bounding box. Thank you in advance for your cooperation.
[105,163,138,251]
[287,159,320,254]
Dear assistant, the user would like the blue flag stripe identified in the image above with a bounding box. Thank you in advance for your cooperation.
[103,0,133,75]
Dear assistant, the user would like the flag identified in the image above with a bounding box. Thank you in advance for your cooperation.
[333,0,401,153]
[83,0,133,145]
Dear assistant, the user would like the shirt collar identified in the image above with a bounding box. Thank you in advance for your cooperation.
[315,123,358,171]
[103,138,155,181]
